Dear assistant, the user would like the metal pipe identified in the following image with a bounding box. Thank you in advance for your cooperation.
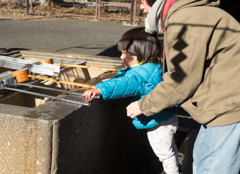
[26,0,29,15]
[3,87,90,106]
[18,83,100,99]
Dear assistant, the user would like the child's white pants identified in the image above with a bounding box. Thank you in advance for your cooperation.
[147,115,179,174]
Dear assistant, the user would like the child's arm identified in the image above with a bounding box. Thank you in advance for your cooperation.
[96,74,144,100]
[83,89,102,98]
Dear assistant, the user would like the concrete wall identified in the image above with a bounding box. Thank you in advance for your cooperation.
[0,92,157,174]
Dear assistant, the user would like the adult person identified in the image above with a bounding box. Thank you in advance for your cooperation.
[127,0,240,173]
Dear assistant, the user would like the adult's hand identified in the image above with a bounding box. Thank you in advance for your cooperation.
[126,101,143,118]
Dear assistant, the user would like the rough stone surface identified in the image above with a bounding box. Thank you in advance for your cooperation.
[0,112,53,174]
[0,91,155,174]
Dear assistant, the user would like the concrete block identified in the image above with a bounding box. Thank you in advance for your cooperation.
[0,94,153,174]
[0,105,53,174]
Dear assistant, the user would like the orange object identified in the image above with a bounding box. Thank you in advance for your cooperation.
[12,68,30,83]
[38,58,53,64]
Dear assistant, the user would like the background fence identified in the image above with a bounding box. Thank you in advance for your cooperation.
[0,0,144,24]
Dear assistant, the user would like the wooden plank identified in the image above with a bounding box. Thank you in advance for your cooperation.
[101,1,131,7]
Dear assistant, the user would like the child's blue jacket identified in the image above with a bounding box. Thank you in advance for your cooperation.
[96,62,177,129]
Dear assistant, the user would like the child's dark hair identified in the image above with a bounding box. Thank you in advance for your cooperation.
[118,27,163,64]
[137,0,156,7]
[146,0,156,7]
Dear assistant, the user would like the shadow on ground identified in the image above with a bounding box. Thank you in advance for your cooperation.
[98,45,121,58]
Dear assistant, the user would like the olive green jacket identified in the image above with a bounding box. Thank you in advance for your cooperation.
[139,0,240,126]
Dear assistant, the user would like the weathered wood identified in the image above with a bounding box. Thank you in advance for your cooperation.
[28,75,96,89]
[39,58,119,71]
[54,63,119,72]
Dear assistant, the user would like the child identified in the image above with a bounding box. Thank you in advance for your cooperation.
[83,27,180,174]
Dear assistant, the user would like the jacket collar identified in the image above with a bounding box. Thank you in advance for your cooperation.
[119,58,154,72]
[162,0,178,31]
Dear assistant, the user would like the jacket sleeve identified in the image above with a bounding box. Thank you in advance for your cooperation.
[139,28,207,116]
[96,71,146,100]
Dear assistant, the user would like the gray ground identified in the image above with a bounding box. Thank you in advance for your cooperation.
[0,16,139,57]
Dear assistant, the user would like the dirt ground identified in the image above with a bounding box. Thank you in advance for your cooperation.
[0,2,145,24]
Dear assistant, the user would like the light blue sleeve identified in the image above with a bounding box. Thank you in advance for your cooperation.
[96,71,145,100]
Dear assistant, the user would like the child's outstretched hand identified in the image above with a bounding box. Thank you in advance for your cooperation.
[83,89,102,98]
[102,78,111,82]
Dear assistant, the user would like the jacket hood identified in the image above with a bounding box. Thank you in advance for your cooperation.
[166,0,220,21]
